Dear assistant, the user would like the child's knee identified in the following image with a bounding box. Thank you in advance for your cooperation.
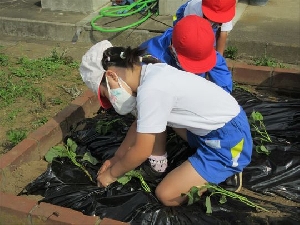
[155,183,184,206]
[155,184,171,206]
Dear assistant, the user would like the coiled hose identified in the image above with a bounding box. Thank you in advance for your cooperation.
[91,0,158,32]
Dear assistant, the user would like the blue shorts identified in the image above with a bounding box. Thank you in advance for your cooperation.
[187,108,253,184]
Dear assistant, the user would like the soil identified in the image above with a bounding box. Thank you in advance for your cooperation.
[0,36,299,222]
[0,36,93,155]
[0,160,48,201]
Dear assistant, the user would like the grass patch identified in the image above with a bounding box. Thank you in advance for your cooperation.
[0,49,79,109]
[0,47,84,152]
[224,46,238,60]
[6,128,27,147]
[0,52,9,66]
[253,56,285,68]
[32,117,48,128]
[252,46,285,68]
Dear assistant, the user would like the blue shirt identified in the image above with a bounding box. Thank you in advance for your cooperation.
[139,28,233,93]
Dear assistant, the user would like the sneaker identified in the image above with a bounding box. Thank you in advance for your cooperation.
[220,172,243,192]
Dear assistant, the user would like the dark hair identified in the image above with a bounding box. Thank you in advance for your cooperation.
[102,46,145,70]
[102,46,162,70]
[142,54,162,64]
[100,71,106,85]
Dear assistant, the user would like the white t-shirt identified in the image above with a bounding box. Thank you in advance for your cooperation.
[183,0,233,32]
[136,64,240,136]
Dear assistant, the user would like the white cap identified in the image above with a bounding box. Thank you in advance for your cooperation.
[79,40,113,95]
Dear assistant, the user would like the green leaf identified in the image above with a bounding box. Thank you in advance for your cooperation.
[251,111,263,121]
[187,192,195,205]
[219,195,227,204]
[68,150,76,159]
[260,145,269,153]
[67,138,77,152]
[117,175,132,185]
[205,196,212,214]
[45,145,68,162]
[82,152,99,165]
[256,145,270,155]
[117,170,151,192]
[184,186,202,205]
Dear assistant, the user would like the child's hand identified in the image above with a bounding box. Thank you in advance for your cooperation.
[98,155,120,175]
[97,168,117,187]
[98,160,112,174]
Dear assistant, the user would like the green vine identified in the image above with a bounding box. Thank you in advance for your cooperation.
[117,169,151,192]
[183,184,269,214]
[249,111,272,155]
[45,138,97,183]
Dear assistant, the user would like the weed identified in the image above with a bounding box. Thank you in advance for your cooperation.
[10,67,28,77]
[67,60,79,68]
[0,49,77,109]
[253,56,284,67]
[6,128,27,147]
[7,109,22,121]
[0,53,9,66]
[0,80,24,107]
[32,117,48,128]
[42,48,79,68]
[224,46,238,60]
[0,48,81,153]
[12,56,62,79]
[253,44,285,68]
[50,97,63,105]
[0,78,46,109]
[43,48,67,63]
[27,87,46,106]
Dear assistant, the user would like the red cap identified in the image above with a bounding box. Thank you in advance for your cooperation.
[98,84,112,109]
[202,0,236,23]
[172,15,216,74]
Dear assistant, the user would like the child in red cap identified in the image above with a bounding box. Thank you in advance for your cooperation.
[174,0,236,56]
[140,15,233,93]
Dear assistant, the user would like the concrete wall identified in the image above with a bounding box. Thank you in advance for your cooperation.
[159,0,187,16]
[41,0,186,15]
[41,0,108,13]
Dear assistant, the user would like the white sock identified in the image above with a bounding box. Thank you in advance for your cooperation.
[148,153,168,172]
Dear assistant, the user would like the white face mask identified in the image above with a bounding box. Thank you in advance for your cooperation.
[106,75,136,115]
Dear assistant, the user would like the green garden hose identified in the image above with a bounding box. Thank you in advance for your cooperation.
[91,0,158,32]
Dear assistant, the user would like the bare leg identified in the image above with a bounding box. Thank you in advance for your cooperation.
[155,160,207,206]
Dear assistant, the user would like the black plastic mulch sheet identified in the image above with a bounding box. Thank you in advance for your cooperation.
[19,89,300,224]
[232,88,300,203]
